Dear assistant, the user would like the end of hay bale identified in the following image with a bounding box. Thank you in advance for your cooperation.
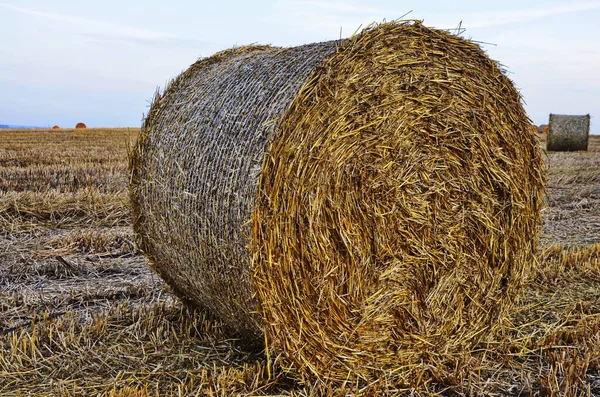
[75,122,87,129]
[252,21,544,386]
[546,114,590,151]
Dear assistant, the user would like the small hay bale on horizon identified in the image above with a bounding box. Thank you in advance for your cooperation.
[130,21,545,388]
[547,113,590,151]
[52,125,61,129]
[75,122,87,129]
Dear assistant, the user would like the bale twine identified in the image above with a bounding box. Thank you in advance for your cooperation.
[52,125,61,130]
[75,122,87,129]
[131,21,545,386]
[547,114,590,151]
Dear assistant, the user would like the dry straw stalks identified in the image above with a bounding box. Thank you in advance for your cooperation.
[131,21,545,388]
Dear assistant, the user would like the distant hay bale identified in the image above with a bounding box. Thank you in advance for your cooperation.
[75,122,87,129]
[130,21,545,387]
[531,124,538,134]
[52,125,61,130]
[538,124,548,134]
[547,114,590,151]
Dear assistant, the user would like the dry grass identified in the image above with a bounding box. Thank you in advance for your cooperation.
[1,136,600,394]
[0,129,133,234]
[0,128,131,193]
[540,134,600,248]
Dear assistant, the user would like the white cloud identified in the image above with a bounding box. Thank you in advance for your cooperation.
[277,0,385,15]
[267,0,399,38]
[0,2,210,48]
[268,0,600,37]
[457,1,600,29]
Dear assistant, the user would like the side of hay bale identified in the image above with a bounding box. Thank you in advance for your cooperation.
[131,43,339,344]
[75,122,87,129]
[547,114,590,151]
[131,21,545,387]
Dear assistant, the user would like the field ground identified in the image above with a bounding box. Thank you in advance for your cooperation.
[0,129,599,396]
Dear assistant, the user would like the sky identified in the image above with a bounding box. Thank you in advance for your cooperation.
[0,0,598,132]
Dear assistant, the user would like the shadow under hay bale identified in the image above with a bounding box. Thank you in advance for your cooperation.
[547,114,590,151]
[130,21,545,388]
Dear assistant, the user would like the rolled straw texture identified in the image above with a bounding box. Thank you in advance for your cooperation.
[547,114,590,151]
[132,43,339,342]
[131,21,545,386]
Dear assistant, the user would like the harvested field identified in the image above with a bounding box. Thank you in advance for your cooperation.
[1,130,600,395]
[542,134,600,247]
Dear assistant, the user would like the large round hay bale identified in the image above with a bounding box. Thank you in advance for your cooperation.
[547,114,590,151]
[75,122,87,129]
[131,21,545,387]
[52,125,61,130]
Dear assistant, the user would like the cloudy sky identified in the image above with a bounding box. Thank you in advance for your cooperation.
[0,0,598,132]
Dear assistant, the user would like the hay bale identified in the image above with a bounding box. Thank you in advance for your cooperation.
[52,125,61,130]
[131,21,545,387]
[547,114,590,151]
[538,124,547,134]
[75,122,87,129]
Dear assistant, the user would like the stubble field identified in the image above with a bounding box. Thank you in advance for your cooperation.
[0,128,599,396]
